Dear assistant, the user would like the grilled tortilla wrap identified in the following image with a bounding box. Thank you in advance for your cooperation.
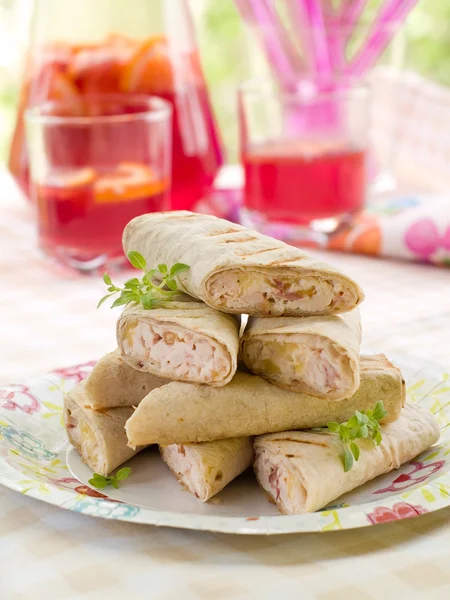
[122,211,364,317]
[160,437,254,502]
[84,349,168,410]
[254,403,439,514]
[117,298,239,386]
[240,309,361,399]
[126,355,405,447]
[64,382,144,476]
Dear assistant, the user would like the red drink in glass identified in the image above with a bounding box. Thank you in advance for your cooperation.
[243,140,366,224]
[36,164,168,260]
[26,96,171,271]
[239,82,369,241]
[10,35,223,210]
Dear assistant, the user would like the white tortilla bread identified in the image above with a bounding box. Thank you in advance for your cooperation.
[126,355,405,447]
[254,403,439,514]
[122,211,364,317]
[241,309,361,399]
[160,437,254,502]
[117,298,239,386]
[64,382,145,476]
[84,349,168,410]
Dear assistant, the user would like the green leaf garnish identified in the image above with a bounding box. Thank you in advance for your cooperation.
[116,467,132,481]
[170,263,190,277]
[327,401,387,472]
[97,293,115,308]
[127,250,147,271]
[98,251,190,311]
[343,448,354,472]
[88,467,132,490]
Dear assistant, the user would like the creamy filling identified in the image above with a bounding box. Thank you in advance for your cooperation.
[255,449,307,514]
[161,444,207,501]
[242,334,353,397]
[207,270,356,315]
[65,408,101,472]
[120,319,230,383]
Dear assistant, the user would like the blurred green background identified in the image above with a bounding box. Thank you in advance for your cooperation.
[0,0,448,163]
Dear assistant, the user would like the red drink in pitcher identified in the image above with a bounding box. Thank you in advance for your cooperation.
[10,34,223,211]
[243,140,367,224]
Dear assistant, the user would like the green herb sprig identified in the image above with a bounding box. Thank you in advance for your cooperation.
[98,251,189,310]
[327,401,388,472]
[88,467,132,490]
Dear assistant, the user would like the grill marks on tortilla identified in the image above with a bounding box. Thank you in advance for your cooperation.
[269,437,329,448]
[236,247,285,257]
[206,228,243,237]
[205,230,305,263]
[267,256,306,266]
[223,236,259,244]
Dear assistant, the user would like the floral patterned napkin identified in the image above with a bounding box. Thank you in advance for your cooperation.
[326,195,450,267]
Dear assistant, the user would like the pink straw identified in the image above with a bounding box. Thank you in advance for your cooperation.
[339,0,368,30]
[300,0,333,81]
[234,0,301,91]
[347,0,418,76]
[320,0,345,75]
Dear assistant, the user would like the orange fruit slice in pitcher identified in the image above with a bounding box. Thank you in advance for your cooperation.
[69,43,134,94]
[94,162,168,203]
[120,36,173,94]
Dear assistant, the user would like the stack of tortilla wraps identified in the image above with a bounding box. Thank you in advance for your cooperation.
[64,212,439,513]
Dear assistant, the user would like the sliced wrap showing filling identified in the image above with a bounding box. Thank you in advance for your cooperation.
[240,310,361,399]
[160,437,253,502]
[254,403,439,514]
[64,382,144,476]
[122,211,364,317]
[117,298,239,386]
[206,269,359,316]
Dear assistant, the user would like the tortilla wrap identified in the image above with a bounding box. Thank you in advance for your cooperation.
[126,355,405,447]
[117,297,239,386]
[122,211,364,317]
[84,349,168,410]
[64,381,145,476]
[160,437,254,502]
[254,403,439,514]
[240,309,361,399]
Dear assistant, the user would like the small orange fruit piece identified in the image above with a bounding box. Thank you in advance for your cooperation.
[94,162,168,203]
[120,36,173,94]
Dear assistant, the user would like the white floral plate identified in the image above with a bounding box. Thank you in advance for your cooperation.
[0,356,449,535]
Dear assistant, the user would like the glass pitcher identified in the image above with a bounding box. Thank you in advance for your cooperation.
[9,0,224,211]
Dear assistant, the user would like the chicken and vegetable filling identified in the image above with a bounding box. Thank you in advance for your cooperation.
[119,319,231,383]
[241,334,355,398]
[254,449,307,514]
[65,408,102,473]
[206,270,358,316]
[161,444,210,501]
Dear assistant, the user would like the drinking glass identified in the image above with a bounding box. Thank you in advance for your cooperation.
[26,94,171,272]
[239,81,370,242]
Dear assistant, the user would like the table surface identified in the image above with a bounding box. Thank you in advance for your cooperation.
[1,169,450,600]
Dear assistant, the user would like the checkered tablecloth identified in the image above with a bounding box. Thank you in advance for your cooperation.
[1,168,450,600]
